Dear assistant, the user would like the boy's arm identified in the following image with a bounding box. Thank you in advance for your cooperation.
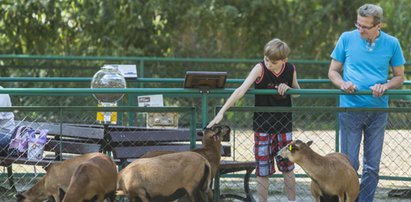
[207,64,262,128]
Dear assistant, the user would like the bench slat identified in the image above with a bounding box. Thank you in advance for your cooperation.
[47,140,101,154]
[112,144,231,159]
[109,130,201,143]
[113,145,192,159]
[18,121,105,139]
[219,160,256,174]
[0,156,55,167]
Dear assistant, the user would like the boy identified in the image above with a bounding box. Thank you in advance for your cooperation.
[208,38,300,202]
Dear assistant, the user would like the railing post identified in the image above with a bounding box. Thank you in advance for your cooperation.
[190,107,197,149]
[335,97,340,152]
[201,92,208,128]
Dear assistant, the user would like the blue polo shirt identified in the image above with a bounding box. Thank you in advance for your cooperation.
[331,30,405,108]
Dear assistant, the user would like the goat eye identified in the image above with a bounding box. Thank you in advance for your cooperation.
[288,145,293,151]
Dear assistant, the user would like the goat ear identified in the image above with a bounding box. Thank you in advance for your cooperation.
[306,140,313,147]
[197,131,204,137]
[43,164,50,171]
[15,193,25,201]
[59,188,66,201]
[220,125,231,135]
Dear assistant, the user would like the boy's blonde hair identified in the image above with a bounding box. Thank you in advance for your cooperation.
[264,38,290,61]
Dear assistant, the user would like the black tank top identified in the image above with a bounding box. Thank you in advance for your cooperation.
[253,61,294,133]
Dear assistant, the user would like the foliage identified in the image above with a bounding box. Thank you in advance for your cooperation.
[1,0,410,60]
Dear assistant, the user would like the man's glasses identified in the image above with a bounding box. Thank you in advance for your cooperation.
[355,23,377,30]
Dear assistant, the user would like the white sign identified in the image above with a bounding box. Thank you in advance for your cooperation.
[137,94,164,107]
[116,64,138,78]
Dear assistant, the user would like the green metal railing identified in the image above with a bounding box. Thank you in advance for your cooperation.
[1,88,410,201]
[0,54,332,64]
[2,87,411,126]
[2,77,411,86]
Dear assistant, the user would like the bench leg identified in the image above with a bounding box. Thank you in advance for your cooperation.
[219,168,256,202]
[7,165,17,192]
[213,170,220,202]
[243,168,256,202]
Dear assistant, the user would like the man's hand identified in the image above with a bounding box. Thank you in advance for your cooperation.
[340,81,357,93]
[370,83,388,97]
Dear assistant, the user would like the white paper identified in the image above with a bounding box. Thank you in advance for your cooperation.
[137,94,164,107]
[116,64,137,78]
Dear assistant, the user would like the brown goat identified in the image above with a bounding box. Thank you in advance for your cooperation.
[16,152,104,202]
[117,151,211,202]
[140,124,231,201]
[278,140,359,202]
[194,124,230,179]
[60,154,117,202]
[142,124,230,179]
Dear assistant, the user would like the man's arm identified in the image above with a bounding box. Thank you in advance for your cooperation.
[370,65,405,97]
[328,59,357,93]
[387,65,405,89]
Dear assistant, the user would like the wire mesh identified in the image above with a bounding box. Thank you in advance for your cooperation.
[0,99,410,201]
[218,107,411,201]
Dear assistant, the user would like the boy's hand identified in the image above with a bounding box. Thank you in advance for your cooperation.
[277,83,291,96]
[207,114,223,128]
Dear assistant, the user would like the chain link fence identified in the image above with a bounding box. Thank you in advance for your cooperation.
[1,56,411,201]
[0,103,410,201]
[0,106,197,201]
[218,106,411,201]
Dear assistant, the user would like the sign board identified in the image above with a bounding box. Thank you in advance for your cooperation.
[137,94,178,128]
[107,64,137,78]
[96,103,118,124]
[147,112,178,129]
[184,71,227,90]
[137,94,164,107]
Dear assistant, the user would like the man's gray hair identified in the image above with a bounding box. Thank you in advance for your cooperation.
[357,4,383,25]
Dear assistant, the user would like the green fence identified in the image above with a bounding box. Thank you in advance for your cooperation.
[1,55,411,201]
[0,88,410,201]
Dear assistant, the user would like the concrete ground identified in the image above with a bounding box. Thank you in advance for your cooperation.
[219,177,411,202]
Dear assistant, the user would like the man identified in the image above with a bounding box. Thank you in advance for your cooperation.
[328,4,405,202]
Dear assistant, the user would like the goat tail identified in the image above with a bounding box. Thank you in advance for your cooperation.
[200,163,211,192]
[116,175,127,196]
[194,163,211,202]
[116,190,126,196]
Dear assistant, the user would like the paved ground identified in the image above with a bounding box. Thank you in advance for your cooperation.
[219,177,411,202]
[1,129,410,201]
[1,182,410,202]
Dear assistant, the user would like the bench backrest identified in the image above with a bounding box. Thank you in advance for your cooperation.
[109,128,231,167]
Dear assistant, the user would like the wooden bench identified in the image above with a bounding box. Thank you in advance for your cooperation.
[108,126,256,202]
[0,121,105,191]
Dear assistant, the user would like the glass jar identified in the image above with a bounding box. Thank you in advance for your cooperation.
[91,65,127,103]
